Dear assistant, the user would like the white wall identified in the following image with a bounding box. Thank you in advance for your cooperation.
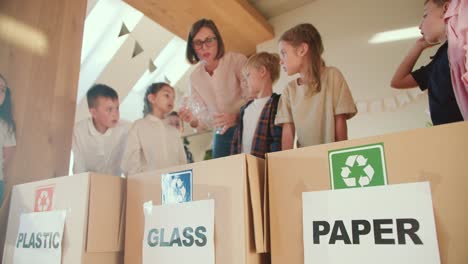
[257,0,439,139]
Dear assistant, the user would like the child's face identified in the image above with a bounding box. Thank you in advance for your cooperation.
[245,66,266,98]
[150,85,175,116]
[0,79,7,106]
[90,97,120,129]
[419,1,447,44]
[167,115,182,132]
[193,27,219,64]
[278,41,302,76]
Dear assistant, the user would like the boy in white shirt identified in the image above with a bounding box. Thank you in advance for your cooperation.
[72,84,130,176]
[231,52,283,158]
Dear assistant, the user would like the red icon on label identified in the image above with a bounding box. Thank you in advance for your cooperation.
[34,185,54,212]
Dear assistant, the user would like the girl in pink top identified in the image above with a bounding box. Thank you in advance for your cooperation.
[444,0,468,120]
[180,19,247,158]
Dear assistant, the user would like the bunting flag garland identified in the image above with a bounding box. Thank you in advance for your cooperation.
[149,59,157,73]
[354,89,427,114]
[132,40,143,58]
[118,22,130,37]
[119,21,158,72]
[164,75,171,85]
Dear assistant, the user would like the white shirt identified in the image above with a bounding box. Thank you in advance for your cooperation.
[72,118,130,176]
[121,114,187,176]
[190,52,248,128]
[0,120,16,181]
[242,97,269,154]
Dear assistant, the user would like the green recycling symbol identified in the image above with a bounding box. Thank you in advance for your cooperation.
[340,154,375,187]
[329,143,387,190]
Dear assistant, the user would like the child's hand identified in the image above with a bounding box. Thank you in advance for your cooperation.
[178,108,193,123]
[213,112,238,135]
[415,37,438,50]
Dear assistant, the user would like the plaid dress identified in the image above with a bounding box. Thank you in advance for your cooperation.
[231,93,282,158]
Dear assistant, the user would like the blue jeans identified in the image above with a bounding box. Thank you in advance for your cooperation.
[212,126,236,159]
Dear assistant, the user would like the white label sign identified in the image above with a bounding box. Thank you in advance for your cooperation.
[143,199,215,264]
[13,210,66,264]
[302,182,440,264]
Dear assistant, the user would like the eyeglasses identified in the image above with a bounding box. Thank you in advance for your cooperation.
[193,37,217,50]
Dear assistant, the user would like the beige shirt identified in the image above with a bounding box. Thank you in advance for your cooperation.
[121,115,187,176]
[275,66,357,147]
[72,118,130,176]
[0,120,16,181]
[190,52,248,125]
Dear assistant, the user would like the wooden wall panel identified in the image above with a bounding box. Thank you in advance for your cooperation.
[0,0,87,257]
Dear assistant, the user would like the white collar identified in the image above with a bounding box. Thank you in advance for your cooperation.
[145,114,163,123]
[88,118,113,137]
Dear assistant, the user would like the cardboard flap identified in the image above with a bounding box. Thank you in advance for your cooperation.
[245,155,267,253]
[117,190,126,250]
[263,154,271,252]
[86,174,125,253]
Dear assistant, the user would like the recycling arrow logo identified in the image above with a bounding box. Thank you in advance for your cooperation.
[329,143,387,190]
[340,155,375,187]
[37,190,51,211]
[34,185,55,212]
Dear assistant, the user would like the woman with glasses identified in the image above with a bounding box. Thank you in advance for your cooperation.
[180,18,247,158]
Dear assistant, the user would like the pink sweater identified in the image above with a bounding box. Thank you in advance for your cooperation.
[445,0,468,120]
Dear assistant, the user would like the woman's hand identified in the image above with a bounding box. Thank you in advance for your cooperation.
[213,112,238,135]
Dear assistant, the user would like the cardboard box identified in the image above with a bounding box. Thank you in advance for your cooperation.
[267,121,468,264]
[3,173,125,264]
[125,154,269,264]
